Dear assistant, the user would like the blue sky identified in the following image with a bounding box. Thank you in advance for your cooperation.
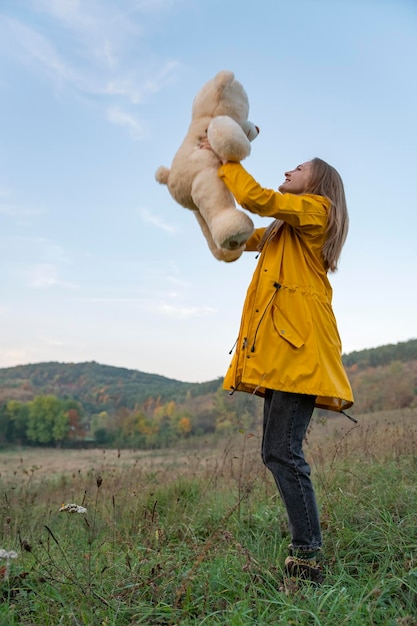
[1,0,416,383]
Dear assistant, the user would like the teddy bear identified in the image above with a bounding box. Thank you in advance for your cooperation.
[155,70,259,262]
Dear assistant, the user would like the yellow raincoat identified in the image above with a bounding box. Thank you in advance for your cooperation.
[218,162,353,412]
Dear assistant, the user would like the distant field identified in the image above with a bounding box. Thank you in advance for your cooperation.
[0,445,225,486]
[0,407,415,485]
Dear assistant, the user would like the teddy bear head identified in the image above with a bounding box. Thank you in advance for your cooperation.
[191,70,251,129]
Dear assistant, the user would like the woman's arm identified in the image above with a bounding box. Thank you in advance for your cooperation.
[245,228,267,251]
[218,162,329,230]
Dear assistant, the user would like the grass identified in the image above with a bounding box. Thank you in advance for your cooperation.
[0,408,416,625]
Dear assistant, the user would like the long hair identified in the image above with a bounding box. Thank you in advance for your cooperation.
[258,158,349,273]
[308,157,349,272]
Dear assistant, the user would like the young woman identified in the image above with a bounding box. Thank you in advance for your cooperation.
[217,157,354,584]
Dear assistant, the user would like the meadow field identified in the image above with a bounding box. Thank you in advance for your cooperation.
[0,408,416,625]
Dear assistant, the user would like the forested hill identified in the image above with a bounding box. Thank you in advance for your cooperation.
[342,338,417,368]
[0,361,221,412]
[0,337,416,415]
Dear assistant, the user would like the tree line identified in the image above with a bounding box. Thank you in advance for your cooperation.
[0,386,262,449]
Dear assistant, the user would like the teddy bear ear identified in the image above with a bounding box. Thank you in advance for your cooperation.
[192,70,235,119]
[213,70,235,89]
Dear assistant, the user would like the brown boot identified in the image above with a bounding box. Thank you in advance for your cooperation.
[284,555,324,585]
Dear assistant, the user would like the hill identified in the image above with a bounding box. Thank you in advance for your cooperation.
[342,338,417,369]
[343,339,417,413]
[0,360,221,412]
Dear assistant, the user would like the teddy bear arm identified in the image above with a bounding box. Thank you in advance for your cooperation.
[207,116,251,162]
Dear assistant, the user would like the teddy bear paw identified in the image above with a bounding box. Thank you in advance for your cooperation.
[213,246,245,262]
[222,233,250,250]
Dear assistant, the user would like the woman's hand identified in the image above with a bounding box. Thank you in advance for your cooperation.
[199,136,228,164]
[199,137,212,151]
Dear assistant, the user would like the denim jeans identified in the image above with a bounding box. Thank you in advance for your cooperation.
[262,389,322,552]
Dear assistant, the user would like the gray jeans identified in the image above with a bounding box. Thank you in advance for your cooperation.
[262,389,322,553]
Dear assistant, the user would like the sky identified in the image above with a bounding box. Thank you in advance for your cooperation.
[0,0,416,383]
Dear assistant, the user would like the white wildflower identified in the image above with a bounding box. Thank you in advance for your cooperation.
[0,548,18,581]
[0,549,18,560]
[59,503,87,514]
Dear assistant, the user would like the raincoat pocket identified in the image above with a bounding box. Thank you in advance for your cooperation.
[271,305,305,349]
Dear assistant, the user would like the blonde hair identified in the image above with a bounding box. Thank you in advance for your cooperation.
[308,157,349,272]
[259,158,349,272]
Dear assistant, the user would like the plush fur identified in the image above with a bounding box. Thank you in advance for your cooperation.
[155,70,259,262]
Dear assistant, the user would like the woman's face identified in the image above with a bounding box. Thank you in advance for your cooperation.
[278,161,313,194]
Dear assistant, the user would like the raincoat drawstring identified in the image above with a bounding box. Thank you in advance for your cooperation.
[341,410,358,424]
[250,282,281,353]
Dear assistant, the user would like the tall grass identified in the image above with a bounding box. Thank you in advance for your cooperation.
[0,409,416,625]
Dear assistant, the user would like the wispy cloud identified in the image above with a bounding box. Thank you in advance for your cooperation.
[40,335,66,347]
[4,18,76,85]
[33,0,95,26]
[28,263,79,290]
[32,0,139,70]
[0,349,30,367]
[102,79,145,103]
[0,182,45,220]
[0,3,182,137]
[154,302,217,319]
[119,0,178,14]
[68,298,214,323]
[106,106,145,139]
[138,207,176,233]
[0,203,46,218]
[141,60,182,94]
[0,185,12,198]
[69,270,216,320]
[0,188,47,227]
[72,296,144,303]
[1,236,72,268]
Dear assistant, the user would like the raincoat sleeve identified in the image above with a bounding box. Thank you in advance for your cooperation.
[245,228,267,251]
[218,162,329,230]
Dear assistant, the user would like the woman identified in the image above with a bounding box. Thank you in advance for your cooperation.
[217,157,354,584]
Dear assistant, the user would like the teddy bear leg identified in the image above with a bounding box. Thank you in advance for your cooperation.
[193,211,244,262]
[191,170,254,251]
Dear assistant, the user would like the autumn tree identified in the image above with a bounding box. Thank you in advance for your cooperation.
[214,386,261,433]
[27,395,69,446]
[176,416,192,436]
[63,399,85,440]
[0,400,30,445]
